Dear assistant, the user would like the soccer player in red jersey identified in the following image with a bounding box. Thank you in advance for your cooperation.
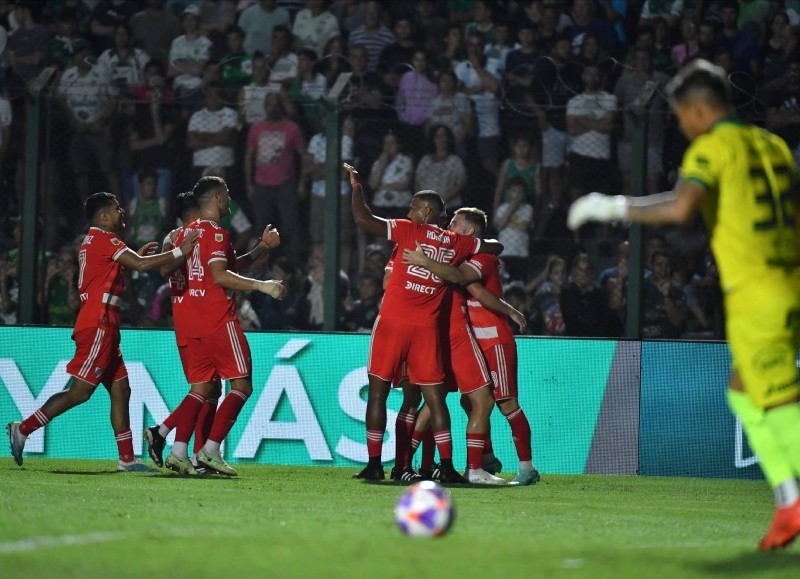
[403,207,541,485]
[7,192,198,471]
[146,177,286,476]
[345,163,502,483]
[144,189,282,474]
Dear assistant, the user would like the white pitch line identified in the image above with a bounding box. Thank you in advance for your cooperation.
[0,531,127,554]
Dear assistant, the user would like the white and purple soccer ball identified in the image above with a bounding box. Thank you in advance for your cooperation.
[394,481,455,538]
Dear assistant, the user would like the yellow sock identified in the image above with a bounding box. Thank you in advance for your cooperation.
[763,402,800,479]
[727,390,794,488]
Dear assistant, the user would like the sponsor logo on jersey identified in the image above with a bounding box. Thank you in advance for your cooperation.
[405,280,436,295]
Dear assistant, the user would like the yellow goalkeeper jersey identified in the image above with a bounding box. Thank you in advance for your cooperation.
[680,118,800,292]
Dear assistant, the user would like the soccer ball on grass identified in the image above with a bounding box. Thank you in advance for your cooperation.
[394,481,455,538]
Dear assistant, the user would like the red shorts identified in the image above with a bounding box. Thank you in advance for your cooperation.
[480,341,518,400]
[182,320,252,384]
[391,361,408,388]
[66,327,127,387]
[177,338,220,383]
[368,316,444,386]
[444,322,491,394]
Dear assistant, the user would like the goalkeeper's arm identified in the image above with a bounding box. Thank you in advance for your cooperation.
[567,181,706,230]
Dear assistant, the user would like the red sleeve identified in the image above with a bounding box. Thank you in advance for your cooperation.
[387,219,414,246]
[108,234,129,262]
[465,252,491,282]
[205,228,230,265]
[452,231,481,264]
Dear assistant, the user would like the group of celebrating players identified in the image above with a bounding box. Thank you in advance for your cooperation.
[8,176,286,476]
[345,163,540,486]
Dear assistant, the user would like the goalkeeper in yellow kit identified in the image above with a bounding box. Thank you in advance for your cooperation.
[568,59,800,550]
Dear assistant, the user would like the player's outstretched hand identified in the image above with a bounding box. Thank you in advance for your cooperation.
[137,242,159,256]
[254,280,287,300]
[402,242,428,266]
[343,163,360,187]
[259,224,281,249]
[508,308,527,333]
[567,192,628,231]
[178,229,200,255]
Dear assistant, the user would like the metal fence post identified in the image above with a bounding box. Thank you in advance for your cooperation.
[625,81,658,339]
[18,94,41,324]
[321,73,351,331]
[322,101,341,331]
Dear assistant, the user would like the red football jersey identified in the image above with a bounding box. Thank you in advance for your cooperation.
[440,285,470,338]
[74,227,128,335]
[164,230,190,343]
[176,219,237,338]
[382,219,480,327]
[464,253,515,345]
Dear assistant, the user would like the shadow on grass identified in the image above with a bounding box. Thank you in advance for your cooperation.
[692,550,800,575]
[49,469,241,480]
[354,479,512,489]
[50,470,121,475]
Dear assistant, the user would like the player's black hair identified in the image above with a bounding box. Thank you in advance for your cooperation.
[414,190,445,215]
[192,176,227,204]
[85,192,117,222]
[454,207,488,234]
[176,191,200,222]
[667,59,732,110]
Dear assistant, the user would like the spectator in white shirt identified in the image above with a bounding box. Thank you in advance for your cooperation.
[186,81,241,183]
[292,0,339,58]
[58,38,121,204]
[168,4,212,97]
[367,131,413,220]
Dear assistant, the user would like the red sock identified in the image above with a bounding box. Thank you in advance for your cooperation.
[207,390,248,444]
[193,399,218,454]
[163,404,179,431]
[394,411,416,469]
[483,433,494,456]
[466,432,485,470]
[507,407,532,462]
[173,391,206,444]
[115,429,134,463]
[421,428,435,468]
[366,429,383,460]
[19,408,51,436]
[410,429,424,461]
[433,430,453,461]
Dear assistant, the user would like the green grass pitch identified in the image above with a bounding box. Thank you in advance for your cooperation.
[1,458,799,578]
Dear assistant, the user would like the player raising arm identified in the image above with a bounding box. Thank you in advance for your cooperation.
[7,192,198,472]
[568,59,800,550]
[403,208,540,485]
[346,163,502,483]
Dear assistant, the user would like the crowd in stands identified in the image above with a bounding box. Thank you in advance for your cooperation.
[0,0,786,339]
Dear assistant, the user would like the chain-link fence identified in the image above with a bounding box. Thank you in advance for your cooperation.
[2,6,764,341]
